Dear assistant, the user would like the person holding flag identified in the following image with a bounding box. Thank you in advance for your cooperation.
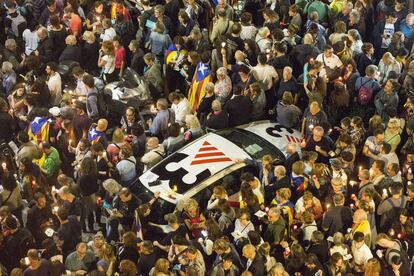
[88,118,108,148]
[165,37,188,94]
[188,53,212,112]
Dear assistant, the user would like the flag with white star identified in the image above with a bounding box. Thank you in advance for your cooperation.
[188,61,211,112]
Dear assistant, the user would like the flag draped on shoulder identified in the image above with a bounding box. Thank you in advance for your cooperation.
[132,209,144,240]
[28,117,50,145]
[88,125,105,145]
[188,61,211,112]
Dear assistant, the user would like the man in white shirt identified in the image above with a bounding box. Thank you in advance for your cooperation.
[352,232,373,272]
[168,91,192,126]
[46,62,62,106]
[252,52,278,91]
[316,45,343,80]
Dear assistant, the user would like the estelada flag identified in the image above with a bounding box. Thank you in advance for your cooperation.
[28,117,50,145]
[188,61,211,112]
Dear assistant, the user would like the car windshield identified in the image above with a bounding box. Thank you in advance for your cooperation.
[216,128,285,162]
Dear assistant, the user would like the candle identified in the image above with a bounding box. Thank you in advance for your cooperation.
[409,181,413,185]
[383,188,388,197]
[1,163,6,170]
[266,48,271,54]
[32,180,36,186]
[397,233,402,239]
[312,175,317,180]
[350,203,354,208]
[96,16,100,22]
[69,139,72,145]
[326,204,330,209]
[265,207,269,212]
[328,128,333,134]
[53,206,59,212]
[293,225,298,230]
[349,181,356,186]
[338,76,343,82]
[308,124,314,130]
[221,42,226,47]
[301,139,306,147]
[351,194,356,199]
[409,168,412,174]
[173,185,178,193]
[239,194,242,202]
[180,127,185,133]
[309,58,314,63]
[359,166,363,172]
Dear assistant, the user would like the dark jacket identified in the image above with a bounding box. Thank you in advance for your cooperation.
[82,41,100,73]
[59,44,82,63]
[246,252,266,276]
[225,95,252,127]
[205,111,229,130]
[37,37,54,63]
[49,28,67,61]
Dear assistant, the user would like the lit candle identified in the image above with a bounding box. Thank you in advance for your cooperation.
[328,128,333,134]
[266,48,271,54]
[409,168,412,174]
[293,225,298,230]
[265,207,269,212]
[338,76,343,82]
[312,175,318,180]
[351,194,356,199]
[308,124,314,130]
[53,206,59,212]
[349,181,355,186]
[350,203,354,209]
[309,58,314,63]
[173,185,178,193]
[69,139,72,145]
[326,204,330,209]
[180,127,185,133]
[221,42,226,47]
[96,16,100,22]
[359,166,363,172]
[32,180,36,186]
[1,163,6,170]
[239,194,242,202]
[301,139,306,147]
[383,188,388,197]
[397,233,402,239]
[409,181,413,185]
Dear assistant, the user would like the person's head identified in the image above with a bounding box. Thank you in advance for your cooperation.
[102,18,112,29]
[333,192,345,206]
[257,52,267,65]
[237,208,251,226]
[312,126,324,142]
[40,141,52,155]
[386,11,398,24]
[309,101,320,115]
[185,114,200,129]
[242,244,256,260]
[91,141,105,157]
[156,98,168,111]
[82,74,94,89]
[33,192,46,208]
[82,31,95,44]
[45,62,58,76]
[330,252,344,269]
[311,230,324,244]
[323,45,334,58]
[119,187,132,202]
[365,258,382,276]
[353,209,367,225]
[376,233,396,249]
[183,198,199,217]
[213,238,230,255]
[75,242,88,259]
[267,207,281,222]
[153,258,170,274]
[146,137,159,150]
[334,21,347,34]
[216,67,228,81]
[101,40,115,56]
[406,13,414,26]
[277,188,291,202]
[119,259,138,276]
[65,34,77,46]
[211,99,222,113]
[399,209,409,225]
[102,178,122,196]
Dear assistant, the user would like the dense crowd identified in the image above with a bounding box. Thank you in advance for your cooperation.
[0,0,413,275]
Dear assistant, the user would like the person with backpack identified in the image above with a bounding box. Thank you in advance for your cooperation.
[140,137,165,172]
[116,147,137,187]
[377,182,407,232]
[148,98,175,141]
[3,215,35,271]
[210,8,233,44]
[376,233,411,276]
[4,0,27,39]
[83,74,99,121]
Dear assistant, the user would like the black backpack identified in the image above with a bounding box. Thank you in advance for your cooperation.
[380,198,407,231]
[16,228,35,259]
[88,89,109,118]
[125,158,144,176]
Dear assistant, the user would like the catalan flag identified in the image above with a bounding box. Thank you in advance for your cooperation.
[28,117,50,145]
[188,61,211,112]
[88,125,105,145]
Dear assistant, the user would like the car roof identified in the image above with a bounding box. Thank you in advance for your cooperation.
[237,120,302,155]
[139,121,302,204]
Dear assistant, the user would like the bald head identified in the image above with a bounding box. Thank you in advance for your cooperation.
[242,244,256,260]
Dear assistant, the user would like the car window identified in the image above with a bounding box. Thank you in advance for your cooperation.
[216,128,285,162]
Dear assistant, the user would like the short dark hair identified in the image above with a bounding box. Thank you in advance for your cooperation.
[83,74,94,88]
[57,206,69,220]
[72,66,84,77]
[353,231,365,242]
[257,52,267,65]
[47,62,58,72]
[382,142,391,154]
[42,141,51,149]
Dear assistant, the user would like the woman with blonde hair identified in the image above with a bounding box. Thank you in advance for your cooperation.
[184,114,203,143]
[82,30,99,73]
[98,40,116,82]
[214,67,232,104]
[182,198,207,239]
[97,243,116,275]
[378,52,401,85]
[150,258,171,275]
[106,128,132,164]
[384,118,401,152]
[364,258,381,276]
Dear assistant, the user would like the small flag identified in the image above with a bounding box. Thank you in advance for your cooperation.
[132,209,143,240]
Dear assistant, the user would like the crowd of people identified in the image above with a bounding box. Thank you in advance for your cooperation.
[0,0,413,275]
